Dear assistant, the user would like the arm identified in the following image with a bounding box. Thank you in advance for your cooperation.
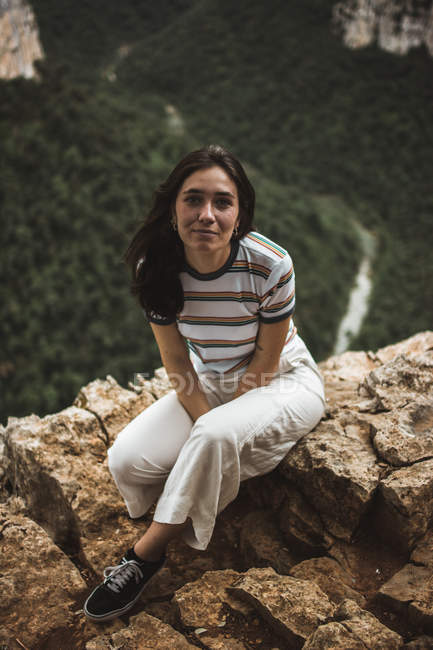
[232,316,292,399]
[150,322,212,422]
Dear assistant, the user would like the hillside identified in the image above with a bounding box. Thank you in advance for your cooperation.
[1,0,432,423]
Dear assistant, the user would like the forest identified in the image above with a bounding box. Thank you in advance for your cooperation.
[1,0,432,424]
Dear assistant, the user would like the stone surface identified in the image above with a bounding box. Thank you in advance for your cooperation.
[85,610,195,649]
[2,332,433,647]
[304,598,403,648]
[377,459,433,551]
[239,510,298,573]
[0,0,44,80]
[173,569,252,628]
[411,530,433,568]
[375,332,433,365]
[229,567,334,647]
[289,556,366,606]
[405,637,433,649]
[361,352,433,413]
[0,504,86,649]
[371,398,433,466]
[3,405,141,571]
[280,415,380,541]
[333,1,433,58]
[74,374,154,445]
[378,563,433,633]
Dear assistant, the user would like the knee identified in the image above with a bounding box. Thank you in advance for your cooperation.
[107,434,168,484]
[107,436,133,479]
[191,415,236,449]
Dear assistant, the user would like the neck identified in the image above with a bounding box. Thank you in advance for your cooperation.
[185,243,232,275]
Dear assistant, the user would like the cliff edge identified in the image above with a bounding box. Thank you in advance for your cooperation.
[1,331,433,648]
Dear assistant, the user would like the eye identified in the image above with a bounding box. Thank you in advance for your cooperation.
[185,196,201,205]
[216,198,232,209]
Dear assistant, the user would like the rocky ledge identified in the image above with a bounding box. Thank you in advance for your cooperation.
[1,332,433,649]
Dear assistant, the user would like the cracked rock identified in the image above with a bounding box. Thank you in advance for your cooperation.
[3,406,141,571]
[228,567,335,647]
[74,374,154,445]
[85,610,195,648]
[280,417,380,541]
[303,598,403,648]
[0,504,86,649]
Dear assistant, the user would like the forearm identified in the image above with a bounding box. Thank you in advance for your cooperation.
[166,358,211,422]
[232,357,279,400]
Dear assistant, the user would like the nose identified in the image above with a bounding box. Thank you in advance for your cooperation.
[197,200,215,222]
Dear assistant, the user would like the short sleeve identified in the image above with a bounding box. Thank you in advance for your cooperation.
[259,254,295,323]
[144,309,176,326]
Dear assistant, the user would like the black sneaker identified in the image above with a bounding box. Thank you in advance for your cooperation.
[83,548,166,622]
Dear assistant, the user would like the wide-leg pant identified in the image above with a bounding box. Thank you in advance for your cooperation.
[108,339,326,550]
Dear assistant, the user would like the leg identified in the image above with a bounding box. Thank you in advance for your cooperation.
[107,390,193,518]
[153,362,325,551]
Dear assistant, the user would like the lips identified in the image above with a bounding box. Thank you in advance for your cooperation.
[192,229,218,235]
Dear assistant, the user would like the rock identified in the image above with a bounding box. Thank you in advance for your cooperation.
[405,636,433,649]
[378,563,433,633]
[280,416,380,541]
[239,510,298,573]
[333,1,433,58]
[277,482,331,554]
[0,0,44,80]
[74,374,154,445]
[411,530,433,568]
[228,567,334,647]
[173,569,252,628]
[371,398,433,466]
[376,459,433,551]
[304,598,403,648]
[0,504,86,649]
[3,406,141,571]
[245,474,331,555]
[361,353,433,412]
[289,557,366,606]
[85,610,195,649]
[319,350,378,383]
[376,332,433,365]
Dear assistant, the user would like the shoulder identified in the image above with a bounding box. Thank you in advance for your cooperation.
[238,232,293,274]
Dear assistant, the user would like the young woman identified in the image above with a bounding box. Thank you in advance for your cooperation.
[84,145,326,622]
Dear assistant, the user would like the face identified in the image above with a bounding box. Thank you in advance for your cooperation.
[172,166,240,267]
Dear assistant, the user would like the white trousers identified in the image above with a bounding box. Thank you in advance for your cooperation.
[108,337,326,550]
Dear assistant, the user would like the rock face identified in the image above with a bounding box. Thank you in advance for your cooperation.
[0,0,44,80]
[1,331,433,647]
[333,0,433,58]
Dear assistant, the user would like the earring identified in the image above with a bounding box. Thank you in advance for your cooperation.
[232,225,239,238]
[171,218,177,231]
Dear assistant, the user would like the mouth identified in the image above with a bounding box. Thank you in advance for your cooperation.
[192,229,218,235]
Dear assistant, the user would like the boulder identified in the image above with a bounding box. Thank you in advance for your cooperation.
[289,556,366,606]
[74,374,154,445]
[371,398,433,466]
[303,598,403,648]
[0,504,86,649]
[360,352,433,413]
[85,610,195,649]
[280,416,380,541]
[239,510,298,573]
[376,459,433,551]
[228,567,334,648]
[3,405,142,572]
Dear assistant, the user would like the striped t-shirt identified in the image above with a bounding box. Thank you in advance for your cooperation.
[147,231,297,375]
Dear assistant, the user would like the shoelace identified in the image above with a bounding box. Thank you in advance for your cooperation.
[103,559,144,593]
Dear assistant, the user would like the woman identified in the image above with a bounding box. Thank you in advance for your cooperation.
[84,144,325,622]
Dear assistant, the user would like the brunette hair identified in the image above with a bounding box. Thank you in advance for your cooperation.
[123,144,255,320]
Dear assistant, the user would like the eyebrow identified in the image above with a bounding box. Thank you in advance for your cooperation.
[182,188,236,198]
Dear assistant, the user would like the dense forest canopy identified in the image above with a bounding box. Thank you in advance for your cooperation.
[1,0,432,424]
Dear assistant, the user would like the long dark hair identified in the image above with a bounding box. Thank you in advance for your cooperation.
[124,144,255,320]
